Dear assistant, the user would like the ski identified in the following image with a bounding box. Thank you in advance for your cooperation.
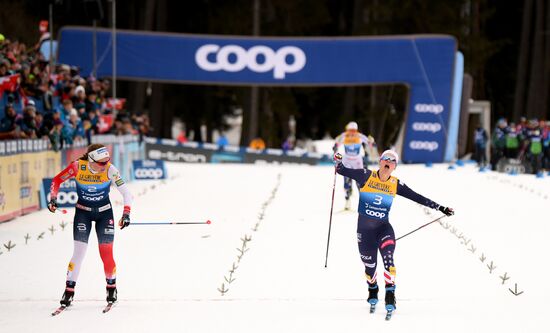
[369,303,376,313]
[385,309,394,321]
[51,305,68,316]
[102,302,115,313]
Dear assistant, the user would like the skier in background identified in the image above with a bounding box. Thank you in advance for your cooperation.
[333,149,454,315]
[333,121,375,209]
[48,144,133,308]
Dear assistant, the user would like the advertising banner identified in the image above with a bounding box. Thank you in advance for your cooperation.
[243,151,319,165]
[41,178,78,208]
[132,160,167,180]
[59,28,457,162]
[145,141,330,166]
[496,158,532,174]
[146,143,212,163]
[0,142,60,222]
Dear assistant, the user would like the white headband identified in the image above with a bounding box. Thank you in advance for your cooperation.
[88,147,110,162]
[380,149,399,163]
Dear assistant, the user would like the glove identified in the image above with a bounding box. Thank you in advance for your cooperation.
[333,153,343,164]
[367,135,375,144]
[119,213,130,229]
[47,197,58,213]
[439,206,454,216]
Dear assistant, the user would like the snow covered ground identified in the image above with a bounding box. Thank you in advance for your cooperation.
[0,161,547,332]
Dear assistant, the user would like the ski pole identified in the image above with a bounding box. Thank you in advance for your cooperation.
[132,220,212,225]
[324,167,338,268]
[396,215,447,241]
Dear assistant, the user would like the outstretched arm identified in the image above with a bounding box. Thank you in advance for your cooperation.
[50,161,78,198]
[335,162,371,186]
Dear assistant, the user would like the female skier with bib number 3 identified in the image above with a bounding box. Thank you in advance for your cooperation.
[333,149,454,319]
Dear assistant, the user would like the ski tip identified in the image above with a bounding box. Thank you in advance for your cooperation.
[206,220,212,224]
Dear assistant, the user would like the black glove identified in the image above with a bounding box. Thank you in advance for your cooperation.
[119,213,130,229]
[47,197,58,213]
[439,206,454,216]
[333,153,343,164]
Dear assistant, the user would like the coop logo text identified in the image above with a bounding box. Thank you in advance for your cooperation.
[195,44,306,79]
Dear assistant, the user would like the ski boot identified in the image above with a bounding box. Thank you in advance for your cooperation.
[106,279,117,304]
[367,283,379,313]
[60,281,76,306]
[385,285,396,310]
[384,284,396,320]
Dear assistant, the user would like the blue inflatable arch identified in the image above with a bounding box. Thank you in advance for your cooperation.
[58,27,462,163]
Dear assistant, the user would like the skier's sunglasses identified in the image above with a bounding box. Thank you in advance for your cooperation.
[380,156,397,163]
[89,157,110,166]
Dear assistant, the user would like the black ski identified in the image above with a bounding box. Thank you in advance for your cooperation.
[369,303,376,313]
[51,305,68,316]
[102,302,115,313]
[385,309,394,321]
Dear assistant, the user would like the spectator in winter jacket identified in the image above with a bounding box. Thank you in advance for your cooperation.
[491,118,507,169]
[473,124,488,166]
[0,104,20,133]
[17,104,38,138]
[524,119,544,173]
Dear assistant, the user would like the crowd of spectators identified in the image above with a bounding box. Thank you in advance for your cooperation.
[482,117,550,174]
[0,32,150,150]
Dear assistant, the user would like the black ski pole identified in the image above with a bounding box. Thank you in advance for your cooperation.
[396,215,446,241]
[324,167,338,268]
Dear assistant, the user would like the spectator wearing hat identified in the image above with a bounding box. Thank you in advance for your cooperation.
[59,99,73,122]
[0,104,21,138]
[524,119,544,173]
[34,111,44,137]
[0,61,9,76]
[73,85,86,105]
[17,104,38,138]
[64,108,84,143]
[85,89,100,113]
[491,118,507,169]
[49,118,65,151]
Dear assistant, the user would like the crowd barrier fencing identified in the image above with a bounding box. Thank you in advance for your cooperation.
[144,138,333,166]
[0,135,144,223]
